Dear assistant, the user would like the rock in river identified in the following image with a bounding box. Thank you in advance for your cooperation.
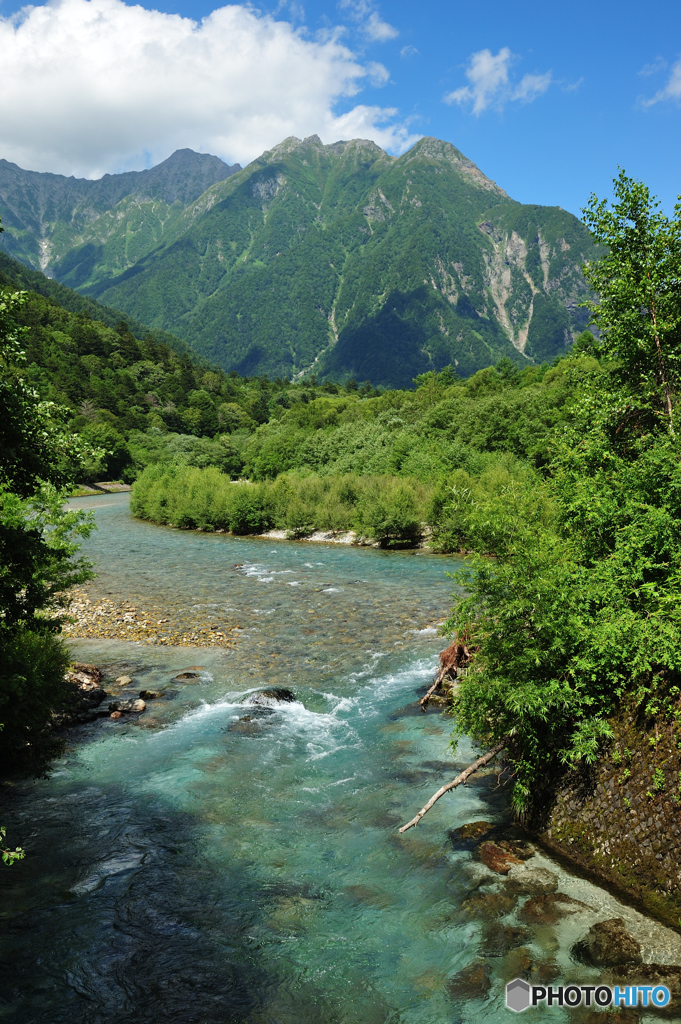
[478,841,524,874]
[246,688,296,705]
[139,690,161,700]
[108,698,146,714]
[572,918,642,967]
[505,865,558,895]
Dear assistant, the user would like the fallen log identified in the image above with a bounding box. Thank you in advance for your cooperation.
[398,738,509,833]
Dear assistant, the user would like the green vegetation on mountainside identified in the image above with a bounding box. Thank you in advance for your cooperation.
[0,149,239,280]
[1,136,599,387]
[0,252,384,484]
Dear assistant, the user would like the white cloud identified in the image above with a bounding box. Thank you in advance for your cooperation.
[364,10,398,42]
[0,0,414,178]
[338,0,397,42]
[400,45,419,59]
[638,56,667,77]
[512,72,552,103]
[642,56,681,105]
[444,47,552,115]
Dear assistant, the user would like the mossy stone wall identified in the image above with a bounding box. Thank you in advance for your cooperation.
[533,702,681,929]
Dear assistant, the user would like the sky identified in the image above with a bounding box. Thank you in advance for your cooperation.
[0,0,679,217]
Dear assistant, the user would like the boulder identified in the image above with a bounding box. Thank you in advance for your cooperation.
[505,865,558,895]
[572,918,642,967]
[139,690,161,700]
[247,688,296,705]
[108,698,146,714]
[173,672,200,681]
[115,675,133,686]
[478,841,523,874]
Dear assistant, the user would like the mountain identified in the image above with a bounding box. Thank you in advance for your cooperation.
[0,137,597,387]
[0,148,240,282]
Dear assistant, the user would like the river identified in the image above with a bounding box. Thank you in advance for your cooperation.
[1,493,680,1024]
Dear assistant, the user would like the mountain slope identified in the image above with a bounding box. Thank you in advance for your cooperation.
[0,137,597,386]
[0,149,240,283]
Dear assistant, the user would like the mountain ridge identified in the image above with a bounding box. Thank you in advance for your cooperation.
[0,136,597,387]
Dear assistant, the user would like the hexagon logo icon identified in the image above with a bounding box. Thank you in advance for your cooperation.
[506,978,531,1012]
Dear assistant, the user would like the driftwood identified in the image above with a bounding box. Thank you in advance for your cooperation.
[398,738,509,832]
[419,636,474,711]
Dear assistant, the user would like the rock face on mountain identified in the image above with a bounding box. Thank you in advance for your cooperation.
[0,136,597,386]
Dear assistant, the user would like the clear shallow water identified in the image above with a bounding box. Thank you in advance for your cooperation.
[1,495,681,1024]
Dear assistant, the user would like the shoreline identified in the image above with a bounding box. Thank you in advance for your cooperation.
[62,589,239,648]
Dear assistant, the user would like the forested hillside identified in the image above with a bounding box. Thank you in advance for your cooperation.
[0,252,381,484]
[0,136,599,387]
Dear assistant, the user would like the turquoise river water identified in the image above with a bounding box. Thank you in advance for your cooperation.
[1,493,680,1024]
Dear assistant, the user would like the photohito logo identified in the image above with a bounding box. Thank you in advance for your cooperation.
[505,979,671,1012]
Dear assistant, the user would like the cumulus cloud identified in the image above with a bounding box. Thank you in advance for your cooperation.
[642,56,681,106]
[400,45,419,59]
[0,0,414,177]
[444,47,552,114]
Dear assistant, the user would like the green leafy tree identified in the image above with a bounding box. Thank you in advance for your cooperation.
[0,229,96,856]
[436,175,681,815]
[582,171,681,433]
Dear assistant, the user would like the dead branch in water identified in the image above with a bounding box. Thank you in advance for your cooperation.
[398,738,509,833]
[419,635,475,711]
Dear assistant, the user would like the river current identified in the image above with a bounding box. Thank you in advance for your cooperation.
[1,493,680,1024]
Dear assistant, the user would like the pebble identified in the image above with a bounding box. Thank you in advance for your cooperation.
[61,588,239,649]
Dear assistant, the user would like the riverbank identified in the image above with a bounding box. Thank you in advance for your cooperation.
[62,587,239,648]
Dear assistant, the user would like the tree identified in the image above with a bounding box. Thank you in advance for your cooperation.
[0,227,96,852]
[402,174,681,822]
[581,171,681,433]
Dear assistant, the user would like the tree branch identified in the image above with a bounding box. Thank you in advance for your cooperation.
[398,738,509,833]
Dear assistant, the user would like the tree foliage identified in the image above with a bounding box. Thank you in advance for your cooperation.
[443,175,681,813]
[0,221,95,793]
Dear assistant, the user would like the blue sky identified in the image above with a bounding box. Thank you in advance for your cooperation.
[0,0,679,217]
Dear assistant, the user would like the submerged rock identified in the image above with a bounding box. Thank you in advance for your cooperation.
[139,690,162,700]
[446,959,491,1000]
[481,922,531,954]
[459,892,517,919]
[478,841,524,874]
[499,947,560,985]
[450,820,495,846]
[115,675,133,686]
[498,838,535,860]
[505,865,558,895]
[572,918,642,967]
[603,963,681,1017]
[518,892,589,925]
[173,672,200,682]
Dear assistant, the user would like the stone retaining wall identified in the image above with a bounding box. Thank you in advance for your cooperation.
[532,701,681,930]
